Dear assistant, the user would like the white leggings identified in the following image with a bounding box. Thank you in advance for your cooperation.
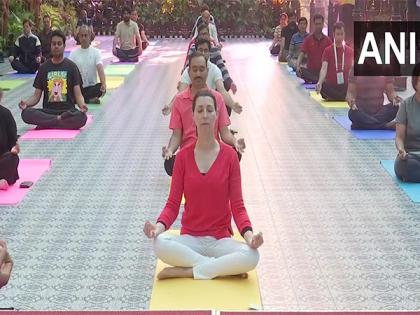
[154,233,259,280]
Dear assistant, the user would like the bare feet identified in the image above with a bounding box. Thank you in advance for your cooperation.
[157,267,193,280]
[0,179,9,190]
[222,272,248,279]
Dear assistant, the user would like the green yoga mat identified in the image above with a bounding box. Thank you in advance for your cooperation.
[0,79,26,91]
[104,65,135,76]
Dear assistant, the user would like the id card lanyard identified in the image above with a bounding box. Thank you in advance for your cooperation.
[334,39,345,85]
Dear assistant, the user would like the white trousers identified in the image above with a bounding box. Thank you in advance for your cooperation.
[154,233,259,280]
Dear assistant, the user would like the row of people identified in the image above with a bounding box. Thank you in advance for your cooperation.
[7,6,149,74]
[145,5,262,279]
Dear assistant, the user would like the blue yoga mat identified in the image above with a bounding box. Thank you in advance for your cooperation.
[5,72,36,79]
[303,83,316,90]
[381,160,420,203]
[333,115,396,140]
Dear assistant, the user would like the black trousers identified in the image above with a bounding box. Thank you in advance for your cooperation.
[395,154,420,183]
[21,108,87,130]
[114,47,140,62]
[320,82,347,101]
[270,45,280,56]
[348,104,398,130]
[164,149,242,176]
[82,83,103,101]
[299,68,319,84]
[0,152,19,185]
[11,59,39,74]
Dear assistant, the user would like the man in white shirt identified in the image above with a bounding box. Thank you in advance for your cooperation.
[69,25,106,103]
[163,39,241,116]
[113,6,142,62]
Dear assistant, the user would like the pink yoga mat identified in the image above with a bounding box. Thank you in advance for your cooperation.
[0,159,51,205]
[20,115,93,140]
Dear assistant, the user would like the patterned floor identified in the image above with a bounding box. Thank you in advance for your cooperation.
[1,38,420,311]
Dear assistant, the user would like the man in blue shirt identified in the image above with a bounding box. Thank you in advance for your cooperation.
[287,17,309,71]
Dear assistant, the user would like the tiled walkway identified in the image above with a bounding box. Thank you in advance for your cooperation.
[1,38,420,311]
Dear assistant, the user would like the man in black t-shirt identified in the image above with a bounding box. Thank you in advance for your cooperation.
[0,89,20,190]
[19,30,88,130]
[130,8,149,51]
[279,12,298,62]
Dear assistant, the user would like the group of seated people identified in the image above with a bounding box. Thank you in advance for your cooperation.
[8,5,150,73]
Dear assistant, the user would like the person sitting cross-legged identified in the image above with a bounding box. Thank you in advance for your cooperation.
[9,19,42,74]
[144,90,263,280]
[69,25,106,104]
[394,64,420,183]
[346,65,401,130]
[287,17,309,71]
[0,89,20,190]
[19,30,88,130]
[112,6,142,62]
[316,21,353,101]
[162,52,245,177]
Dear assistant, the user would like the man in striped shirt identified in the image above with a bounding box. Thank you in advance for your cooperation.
[287,17,309,71]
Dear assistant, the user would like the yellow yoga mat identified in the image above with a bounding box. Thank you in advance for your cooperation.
[310,91,348,108]
[106,76,125,89]
[149,231,262,311]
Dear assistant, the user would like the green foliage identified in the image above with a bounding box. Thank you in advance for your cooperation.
[40,2,78,35]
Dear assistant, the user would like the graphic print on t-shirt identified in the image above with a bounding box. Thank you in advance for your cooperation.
[47,71,68,103]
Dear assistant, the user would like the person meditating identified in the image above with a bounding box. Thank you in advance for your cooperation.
[69,25,106,104]
[0,240,13,289]
[394,64,420,183]
[287,17,308,71]
[269,13,288,56]
[130,8,150,51]
[0,89,20,190]
[19,30,88,130]
[9,19,42,74]
[162,53,245,176]
[346,65,401,130]
[164,39,241,117]
[113,6,142,62]
[296,14,331,84]
[316,22,353,101]
[144,90,263,280]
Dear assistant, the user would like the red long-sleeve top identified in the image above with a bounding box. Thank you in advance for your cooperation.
[157,142,253,239]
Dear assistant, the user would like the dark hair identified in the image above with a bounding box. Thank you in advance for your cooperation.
[313,13,324,22]
[43,14,50,20]
[196,38,211,50]
[412,63,420,91]
[51,30,66,45]
[288,12,296,18]
[131,7,138,14]
[192,90,217,112]
[188,51,208,67]
[197,23,209,34]
[298,17,308,24]
[333,21,345,33]
[22,19,32,27]
[280,13,288,19]
[201,4,209,13]
[122,6,131,14]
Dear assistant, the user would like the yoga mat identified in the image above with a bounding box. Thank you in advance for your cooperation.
[381,160,420,203]
[0,79,26,90]
[20,114,93,140]
[303,83,317,90]
[104,64,136,76]
[5,72,36,79]
[106,76,125,89]
[334,115,396,140]
[149,231,262,311]
[310,91,348,108]
[0,159,51,206]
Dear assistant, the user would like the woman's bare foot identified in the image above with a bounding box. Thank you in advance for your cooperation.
[0,179,9,190]
[220,272,248,279]
[157,267,193,280]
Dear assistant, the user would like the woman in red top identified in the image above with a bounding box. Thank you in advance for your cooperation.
[144,90,263,280]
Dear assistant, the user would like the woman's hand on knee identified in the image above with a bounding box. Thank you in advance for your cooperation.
[244,231,264,249]
[143,221,165,239]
